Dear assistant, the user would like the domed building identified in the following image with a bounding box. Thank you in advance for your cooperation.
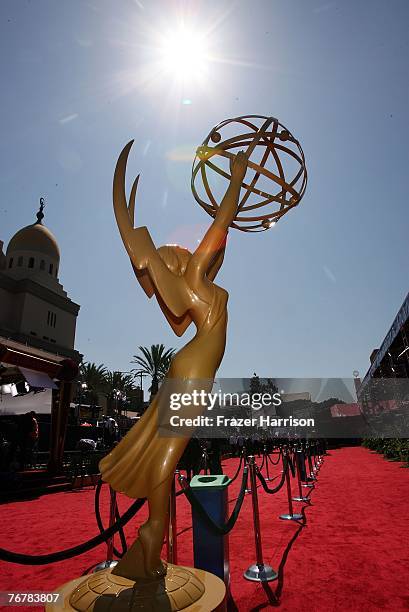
[0,200,80,359]
[0,200,81,472]
[6,220,60,281]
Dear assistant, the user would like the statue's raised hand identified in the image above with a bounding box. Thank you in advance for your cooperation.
[230,150,248,183]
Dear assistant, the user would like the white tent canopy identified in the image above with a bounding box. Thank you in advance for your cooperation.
[0,388,52,415]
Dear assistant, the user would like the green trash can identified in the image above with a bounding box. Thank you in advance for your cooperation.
[190,474,230,584]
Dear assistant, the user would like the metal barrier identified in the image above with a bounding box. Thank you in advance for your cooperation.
[292,450,310,503]
[279,451,303,522]
[0,438,325,591]
[93,485,119,571]
[244,456,277,582]
[167,471,178,565]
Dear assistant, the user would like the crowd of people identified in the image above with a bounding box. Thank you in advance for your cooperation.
[176,434,280,480]
[0,407,318,485]
[0,411,39,472]
[75,418,117,451]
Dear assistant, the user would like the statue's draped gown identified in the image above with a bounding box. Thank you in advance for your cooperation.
[99,283,228,498]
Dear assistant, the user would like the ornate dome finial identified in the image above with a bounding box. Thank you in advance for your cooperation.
[36,197,45,224]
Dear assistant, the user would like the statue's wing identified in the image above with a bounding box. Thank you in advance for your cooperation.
[133,265,192,337]
[114,141,193,336]
[132,265,155,298]
[155,291,193,337]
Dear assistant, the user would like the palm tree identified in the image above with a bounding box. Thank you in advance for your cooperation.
[104,370,135,416]
[131,344,176,399]
[78,362,108,409]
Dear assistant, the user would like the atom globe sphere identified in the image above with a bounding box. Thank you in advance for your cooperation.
[191,115,307,232]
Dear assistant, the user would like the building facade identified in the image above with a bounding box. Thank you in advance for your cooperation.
[360,292,409,389]
[0,201,80,360]
[0,201,81,472]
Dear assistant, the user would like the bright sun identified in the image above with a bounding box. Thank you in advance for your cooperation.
[159,26,209,82]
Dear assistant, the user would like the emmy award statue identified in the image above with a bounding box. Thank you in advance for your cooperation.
[48,115,307,611]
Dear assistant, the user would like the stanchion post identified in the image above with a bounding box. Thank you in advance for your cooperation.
[301,441,314,489]
[264,446,272,482]
[244,456,277,582]
[245,452,252,493]
[316,441,323,468]
[312,442,318,472]
[167,471,178,565]
[317,441,324,466]
[201,446,209,475]
[279,451,303,522]
[292,450,309,503]
[306,443,317,481]
[106,486,116,562]
[93,485,118,572]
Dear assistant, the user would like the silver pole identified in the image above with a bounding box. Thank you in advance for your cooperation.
[244,456,277,582]
[307,445,316,480]
[93,485,118,572]
[244,451,252,493]
[292,451,309,503]
[201,447,209,475]
[317,445,323,467]
[304,443,317,484]
[167,471,178,565]
[264,446,272,482]
[312,444,318,474]
[106,486,116,561]
[279,451,303,521]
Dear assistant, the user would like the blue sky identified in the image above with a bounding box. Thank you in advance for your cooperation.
[1,0,408,380]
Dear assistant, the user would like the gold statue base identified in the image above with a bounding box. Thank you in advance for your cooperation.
[46,565,226,612]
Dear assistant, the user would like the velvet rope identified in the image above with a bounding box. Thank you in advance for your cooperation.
[256,455,290,494]
[258,453,266,471]
[0,496,145,565]
[267,449,282,465]
[94,478,128,559]
[228,453,245,485]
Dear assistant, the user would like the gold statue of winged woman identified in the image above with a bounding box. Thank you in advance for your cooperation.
[99,141,248,580]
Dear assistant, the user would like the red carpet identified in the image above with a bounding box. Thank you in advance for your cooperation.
[1,447,409,611]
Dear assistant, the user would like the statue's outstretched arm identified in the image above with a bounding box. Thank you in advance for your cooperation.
[206,244,225,281]
[113,141,188,319]
[187,151,247,280]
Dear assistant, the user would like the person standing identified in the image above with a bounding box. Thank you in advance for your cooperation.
[19,411,38,469]
[28,411,39,467]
